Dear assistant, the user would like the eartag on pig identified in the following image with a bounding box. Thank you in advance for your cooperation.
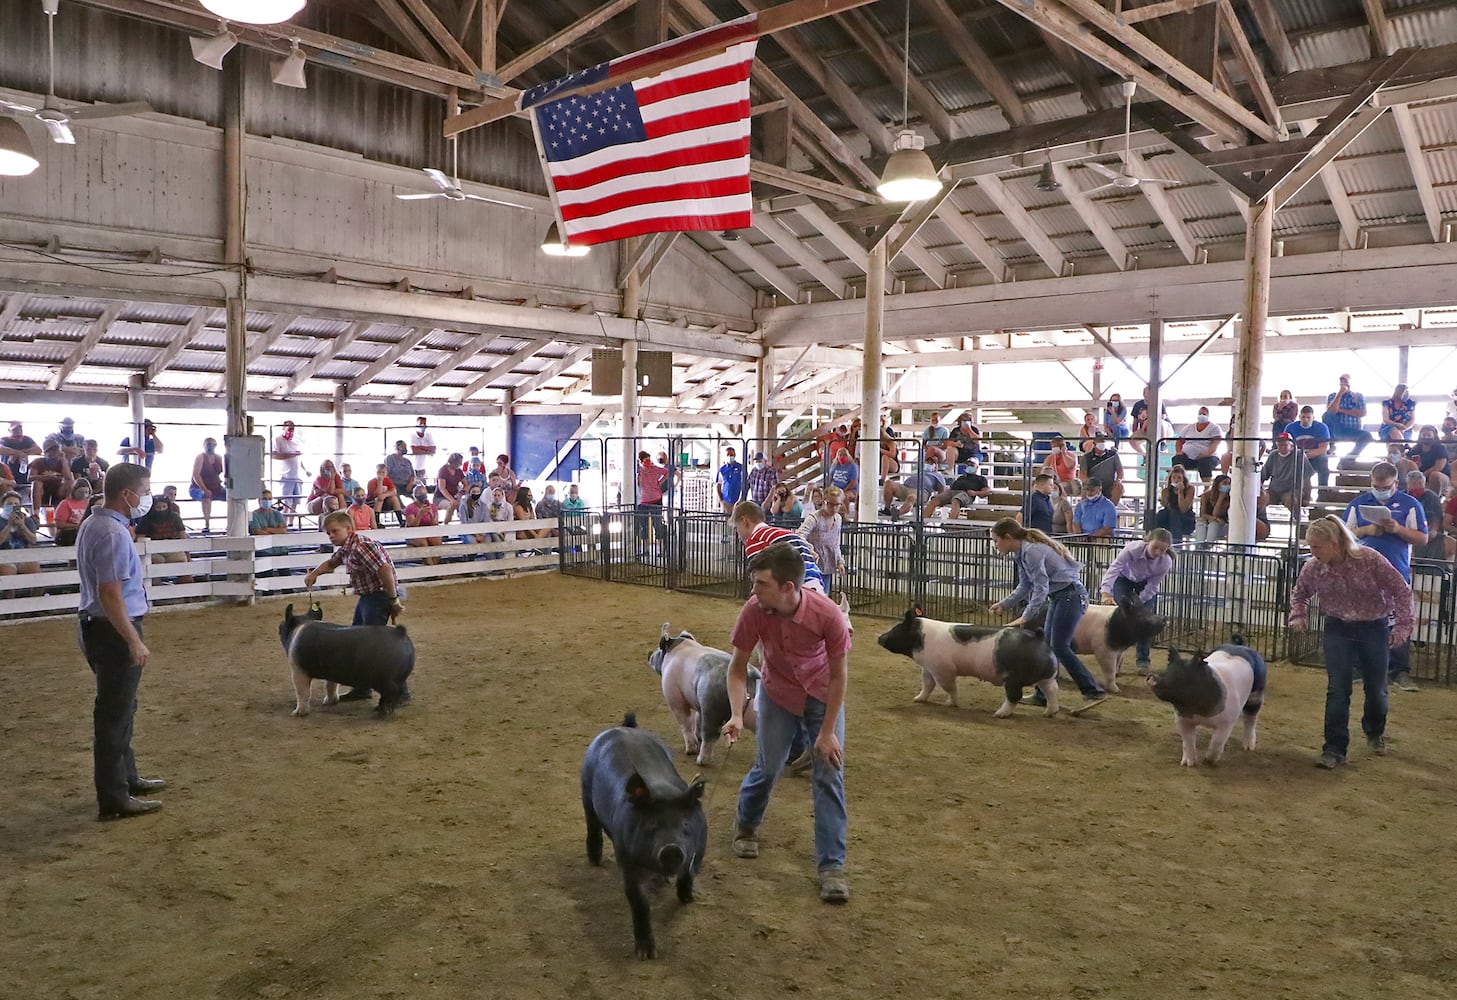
[310,601,322,615]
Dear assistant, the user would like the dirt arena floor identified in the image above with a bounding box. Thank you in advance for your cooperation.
[5,572,1457,999]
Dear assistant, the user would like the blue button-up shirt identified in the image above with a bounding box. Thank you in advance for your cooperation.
[1074,495,1119,534]
[77,507,147,618]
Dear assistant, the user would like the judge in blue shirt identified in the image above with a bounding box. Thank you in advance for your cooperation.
[76,462,166,821]
[1072,479,1119,537]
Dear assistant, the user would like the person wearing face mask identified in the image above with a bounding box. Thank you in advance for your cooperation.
[457,483,489,546]
[248,490,289,562]
[1440,417,1457,466]
[404,486,442,565]
[269,420,303,504]
[1072,478,1118,538]
[534,485,563,543]
[189,437,226,535]
[75,463,166,820]
[409,417,437,481]
[484,485,514,559]
[347,488,376,531]
[747,452,779,506]
[1041,435,1077,487]
[54,479,93,546]
[0,489,41,575]
[1193,475,1232,543]
[1173,407,1224,481]
[1405,425,1450,495]
[134,487,193,584]
[1077,410,1100,455]
[384,440,416,497]
[1403,470,1445,561]
[1379,384,1416,443]
[1155,469,1196,543]
[1047,478,1075,535]
[1102,394,1129,444]
[1079,432,1124,503]
[1343,461,1427,692]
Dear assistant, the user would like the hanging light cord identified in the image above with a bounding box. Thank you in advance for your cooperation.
[900,0,910,130]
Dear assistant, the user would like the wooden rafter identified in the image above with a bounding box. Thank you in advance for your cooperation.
[1120,0,1219,23]
[933,202,1004,281]
[1050,161,1128,270]
[1216,0,1282,131]
[637,232,681,285]
[455,337,552,402]
[50,303,123,390]
[510,346,593,400]
[1123,149,1199,263]
[751,212,847,298]
[1295,119,1361,250]
[276,321,370,398]
[1391,104,1443,241]
[715,234,802,303]
[244,313,300,368]
[887,183,959,259]
[1038,29,1109,113]
[917,0,1027,127]
[0,294,27,343]
[838,9,956,142]
[976,174,1065,277]
[375,0,446,64]
[400,0,482,74]
[347,326,433,394]
[750,161,880,206]
[497,0,641,82]
[1360,0,1397,57]
[1244,0,1296,76]
[146,310,208,385]
[397,333,494,402]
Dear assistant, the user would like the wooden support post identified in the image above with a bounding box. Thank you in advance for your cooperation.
[223,45,250,542]
[858,241,887,522]
[1145,317,1163,529]
[1229,200,1272,546]
[622,251,642,507]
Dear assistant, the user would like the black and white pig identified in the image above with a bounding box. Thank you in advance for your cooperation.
[279,603,415,717]
[649,624,761,765]
[876,606,1059,717]
[581,713,709,960]
[1147,642,1266,767]
[1069,597,1168,694]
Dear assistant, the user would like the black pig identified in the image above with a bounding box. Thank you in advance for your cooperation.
[279,603,415,717]
[581,713,708,959]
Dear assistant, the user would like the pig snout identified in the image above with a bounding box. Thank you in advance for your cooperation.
[657,844,685,874]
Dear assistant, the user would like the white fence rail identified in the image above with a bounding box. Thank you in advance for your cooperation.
[0,518,585,620]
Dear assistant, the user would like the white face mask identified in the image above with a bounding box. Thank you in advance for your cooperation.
[128,491,153,519]
[1372,487,1395,501]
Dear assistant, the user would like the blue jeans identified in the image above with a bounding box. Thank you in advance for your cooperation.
[1110,576,1156,664]
[353,592,393,626]
[1322,617,1389,759]
[1045,582,1104,697]
[737,690,846,872]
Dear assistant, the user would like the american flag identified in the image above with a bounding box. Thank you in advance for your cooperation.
[521,16,760,247]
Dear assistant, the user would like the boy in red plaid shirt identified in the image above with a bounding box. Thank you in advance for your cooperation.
[304,510,406,701]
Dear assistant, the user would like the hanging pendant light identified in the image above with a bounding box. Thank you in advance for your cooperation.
[541,221,589,257]
[876,0,941,203]
[190,21,238,70]
[1035,151,1061,192]
[0,118,40,177]
[272,39,308,89]
[202,0,306,24]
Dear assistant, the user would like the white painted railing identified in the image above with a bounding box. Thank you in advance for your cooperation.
[0,518,582,620]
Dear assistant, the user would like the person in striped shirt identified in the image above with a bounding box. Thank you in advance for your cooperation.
[732,501,827,595]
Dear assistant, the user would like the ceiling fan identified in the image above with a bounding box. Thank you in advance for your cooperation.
[1081,80,1180,196]
[0,0,152,145]
[396,140,520,207]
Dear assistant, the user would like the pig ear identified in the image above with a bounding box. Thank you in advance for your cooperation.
[912,604,924,617]
[284,603,295,621]
[659,622,671,641]
[625,773,652,805]
[686,776,707,801]
[839,592,851,613]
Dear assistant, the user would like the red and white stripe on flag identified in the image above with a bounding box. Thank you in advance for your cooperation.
[527,16,760,247]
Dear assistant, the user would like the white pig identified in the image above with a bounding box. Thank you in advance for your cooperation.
[648,624,760,766]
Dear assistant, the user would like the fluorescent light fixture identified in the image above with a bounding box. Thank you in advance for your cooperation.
[202,0,305,24]
[190,26,238,70]
[876,129,941,203]
[541,222,589,257]
[271,41,307,89]
[0,118,39,177]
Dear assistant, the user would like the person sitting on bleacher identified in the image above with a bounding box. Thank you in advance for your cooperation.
[1077,411,1100,454]
[134,486,192,584]
[1102,393,1129,444]
[0,489,41,579]
[54,479,92,546]
[249,490,289,563]
[347,487,377,531]
[368,463,404,525]
[1042,435,1078,487]
[1291,405,1333,487]
[1072,479,1118,538]
[1405,470,1445,562]
[1048,479,1075,535]
[882,467,946,520]
[878,418,900,481]
[29,439,72,532]
[1079,432,1124,503]
[1379,384,1416,442]
[1173,407,1223,481]
[1193,475,1232,544]
[1260,432,1314,514]
[1405,425,1450,495]
[1323,373,1372,457]
[1154,467,1197,543]
[921,413,953,470]
[949,416,982,468]
[384,441,416,497]
[925,465,991,520]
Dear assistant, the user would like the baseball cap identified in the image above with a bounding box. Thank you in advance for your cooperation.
[1094,431,1109,439]
[1276,432,1293,440]
[754,451,766,460]
[143,419,156,428]
[725,446,736,454]
[60,417,74,428]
